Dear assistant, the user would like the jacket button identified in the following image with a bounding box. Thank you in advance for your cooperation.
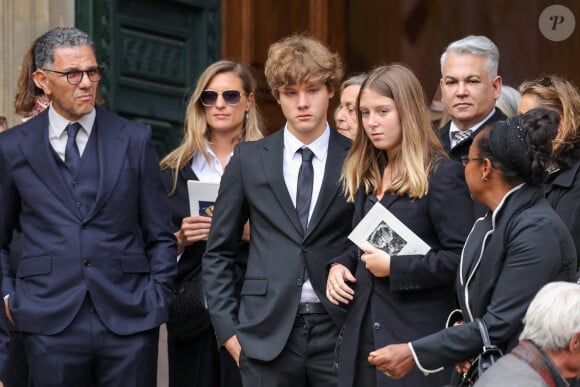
[296,279,303,286]
[81,224,87,230]
[75,202,81,208]
[82,259,90,267]
[72,181,78,187]
[301,246,308,252]
[373,322,381,330]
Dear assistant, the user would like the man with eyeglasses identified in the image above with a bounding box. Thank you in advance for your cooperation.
[0,27,176,387]
[203,34,354,387]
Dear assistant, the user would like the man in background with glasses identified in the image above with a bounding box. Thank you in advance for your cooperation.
[203,33,354,387]
[0,27,176,387]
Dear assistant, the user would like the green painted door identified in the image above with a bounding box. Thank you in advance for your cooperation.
[76,0,221,157]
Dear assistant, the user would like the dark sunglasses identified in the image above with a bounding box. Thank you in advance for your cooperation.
[200,90,246,106]
[537,76,553,87]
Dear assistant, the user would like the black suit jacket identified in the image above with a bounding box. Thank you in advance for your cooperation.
[203,128,354,361]
[411,184,576,371]
[544,159,580,268]
[437,109,506,162]
[334,157,474,387]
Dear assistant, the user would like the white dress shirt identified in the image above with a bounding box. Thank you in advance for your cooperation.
[48,104,96,159]
[191,142,232,182]
[283,124,330,303]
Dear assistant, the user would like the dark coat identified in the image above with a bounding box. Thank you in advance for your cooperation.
[335,157,475,387]
[436,109,507,162]
[161,159,245,386]
[544,159,580,270]
[203,128,354,361]
[412,184,577,373]
[0,107,177,336]
[437,109,506,218]
[160,162,248,316]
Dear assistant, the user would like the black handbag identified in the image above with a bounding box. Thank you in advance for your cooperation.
[166,268,212,339]
[457,318,503,386]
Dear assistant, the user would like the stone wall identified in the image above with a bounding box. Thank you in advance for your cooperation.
[0,0,74,127]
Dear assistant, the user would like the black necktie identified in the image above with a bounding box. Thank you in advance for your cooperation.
[296,147,314,231]
[65,122,82,174]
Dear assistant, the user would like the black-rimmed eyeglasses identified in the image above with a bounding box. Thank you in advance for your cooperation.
[460,155,484,166]
[42,66,103,85]
[200,90,246,106]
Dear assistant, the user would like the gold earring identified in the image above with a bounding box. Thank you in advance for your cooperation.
[481,176,488,181]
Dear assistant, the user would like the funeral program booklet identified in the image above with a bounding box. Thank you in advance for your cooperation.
[187,180,220,217]
[348,202,431,255]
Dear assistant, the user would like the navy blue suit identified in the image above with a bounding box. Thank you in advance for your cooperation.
[0,107,177,386]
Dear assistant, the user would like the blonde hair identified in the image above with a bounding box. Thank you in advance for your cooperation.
[264,34,343,99]
[519,75,580,163]
[342,64,447,201]
[160,60,265,193]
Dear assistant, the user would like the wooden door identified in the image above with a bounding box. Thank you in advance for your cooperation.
[76,0,222,157]
[221,0,347,134]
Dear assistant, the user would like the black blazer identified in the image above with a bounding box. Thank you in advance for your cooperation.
[545,159,580,269]
[203,128,354,362]
[334,157,474,387]
[437,109,506,162]
[411,184,577,372]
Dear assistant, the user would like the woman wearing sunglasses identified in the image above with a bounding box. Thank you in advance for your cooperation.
[160,60,265,387]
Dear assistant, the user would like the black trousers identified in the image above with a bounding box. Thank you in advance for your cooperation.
[239,313,339,387]
[167,328,242,387]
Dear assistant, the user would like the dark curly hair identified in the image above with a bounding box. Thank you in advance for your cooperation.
[475,108,560,185]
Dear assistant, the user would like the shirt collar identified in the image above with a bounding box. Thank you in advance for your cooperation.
[449,108,497,136]
[48,104,96,138]
[283,123,330,160]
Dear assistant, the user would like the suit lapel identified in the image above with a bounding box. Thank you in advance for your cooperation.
[19,111,83,220]
[437,122,452,153]
[85,108,129,221]
[261,130,304,235]
[179,159,198,183]
[305,130,350,238]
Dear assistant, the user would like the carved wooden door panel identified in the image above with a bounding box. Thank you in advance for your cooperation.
[77,0,221,157]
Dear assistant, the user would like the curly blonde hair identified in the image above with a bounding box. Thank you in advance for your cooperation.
[264,34,343,99]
